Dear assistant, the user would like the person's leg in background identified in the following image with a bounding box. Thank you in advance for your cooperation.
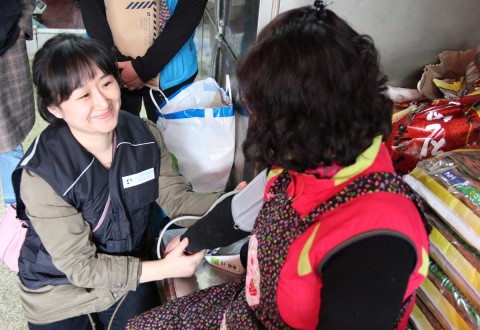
[142,90,159,123]
[120,88,143,117]
[28,283,160,329]
[96,282,161,329]
[0,144,23,210]
[28,315,94,330]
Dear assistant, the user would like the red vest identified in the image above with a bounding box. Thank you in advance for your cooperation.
[274,146,429,329]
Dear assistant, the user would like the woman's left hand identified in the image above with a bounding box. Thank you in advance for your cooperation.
[235,181,247,191]
[140,238,205,283]
[161,238,205,278]
[164,235,182,256]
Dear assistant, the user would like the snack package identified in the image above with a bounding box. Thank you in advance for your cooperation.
[403,148,480,251]
[417,261,480,330]
[409,297,443,330]
[386,94,480,174]
[423,207,480,310]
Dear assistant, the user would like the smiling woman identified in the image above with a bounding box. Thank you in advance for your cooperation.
[45,67,120,165]
[32,34,122,169]
[9,33,231,329]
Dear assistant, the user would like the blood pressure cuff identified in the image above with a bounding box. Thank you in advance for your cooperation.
[182,195,250,253]
[182,169,267,253]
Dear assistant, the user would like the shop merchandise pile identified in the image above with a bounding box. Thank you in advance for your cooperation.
[405,150,480,329]
[385,46,480,329]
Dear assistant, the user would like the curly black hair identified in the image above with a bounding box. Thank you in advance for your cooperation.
[237,6,392,172]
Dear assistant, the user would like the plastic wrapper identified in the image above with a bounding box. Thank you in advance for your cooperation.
[409,296,443,330]
[423,207,480,310]
[385,94,480,174]
[403,148,480,251]
[392,99,428,116]
[417,261,480,329]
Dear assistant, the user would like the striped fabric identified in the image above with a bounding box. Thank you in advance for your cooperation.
[0,0,35,153]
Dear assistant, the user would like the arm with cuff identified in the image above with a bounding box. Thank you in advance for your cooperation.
[181,195,249,253]
[182,169,268,253]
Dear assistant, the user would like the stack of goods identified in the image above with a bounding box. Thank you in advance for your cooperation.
[385,94,480,174]
[386,45,480,175]
[414,261,480,329]
[409,296,443,330]
[404,148,480,251]
[403,148,480,329]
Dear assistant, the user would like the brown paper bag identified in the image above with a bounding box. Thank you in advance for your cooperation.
[105,0,162,87]
[418,45,480,100]
[105,0,158,58]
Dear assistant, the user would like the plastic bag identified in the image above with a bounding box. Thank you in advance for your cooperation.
[151,77,235,192]
[403,148,480,251]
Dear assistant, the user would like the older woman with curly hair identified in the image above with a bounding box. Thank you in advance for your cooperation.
[127,2,429,329]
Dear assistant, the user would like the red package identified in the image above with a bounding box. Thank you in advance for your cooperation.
[385,94,480,174]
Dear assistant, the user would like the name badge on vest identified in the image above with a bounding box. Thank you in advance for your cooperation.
[122,168,155,188]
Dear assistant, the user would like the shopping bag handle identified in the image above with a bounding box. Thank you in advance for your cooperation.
[149,87,169,118]
[225,74,231,97]
[150,76,231,118]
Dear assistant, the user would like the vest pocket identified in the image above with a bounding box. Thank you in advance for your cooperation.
[105,239,128,253]
[122,179,158,254]
[122,179,158,212]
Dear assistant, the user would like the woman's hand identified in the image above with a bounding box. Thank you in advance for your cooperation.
[117,61,144,90]
[164,235,182,256]
[139,238,205,283]
[162,238,205,278]
[235,181,247,191]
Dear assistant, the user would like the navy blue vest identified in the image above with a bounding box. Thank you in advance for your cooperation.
[14,112,160,289]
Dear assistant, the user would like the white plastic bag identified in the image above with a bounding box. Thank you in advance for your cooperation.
[151,77,235,192]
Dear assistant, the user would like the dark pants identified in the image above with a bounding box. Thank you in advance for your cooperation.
[121,73,197,123]
[28,282,160,330]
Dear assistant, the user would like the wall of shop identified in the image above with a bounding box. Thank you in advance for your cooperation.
[271,0,480,88]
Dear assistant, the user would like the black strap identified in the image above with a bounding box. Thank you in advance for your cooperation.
[12,168,29,221]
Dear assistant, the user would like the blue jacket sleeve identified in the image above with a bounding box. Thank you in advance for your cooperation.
[131,0,207,81]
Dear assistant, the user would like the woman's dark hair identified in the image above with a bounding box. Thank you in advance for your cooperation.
[238,6,392,172]
[32,34,120,124]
